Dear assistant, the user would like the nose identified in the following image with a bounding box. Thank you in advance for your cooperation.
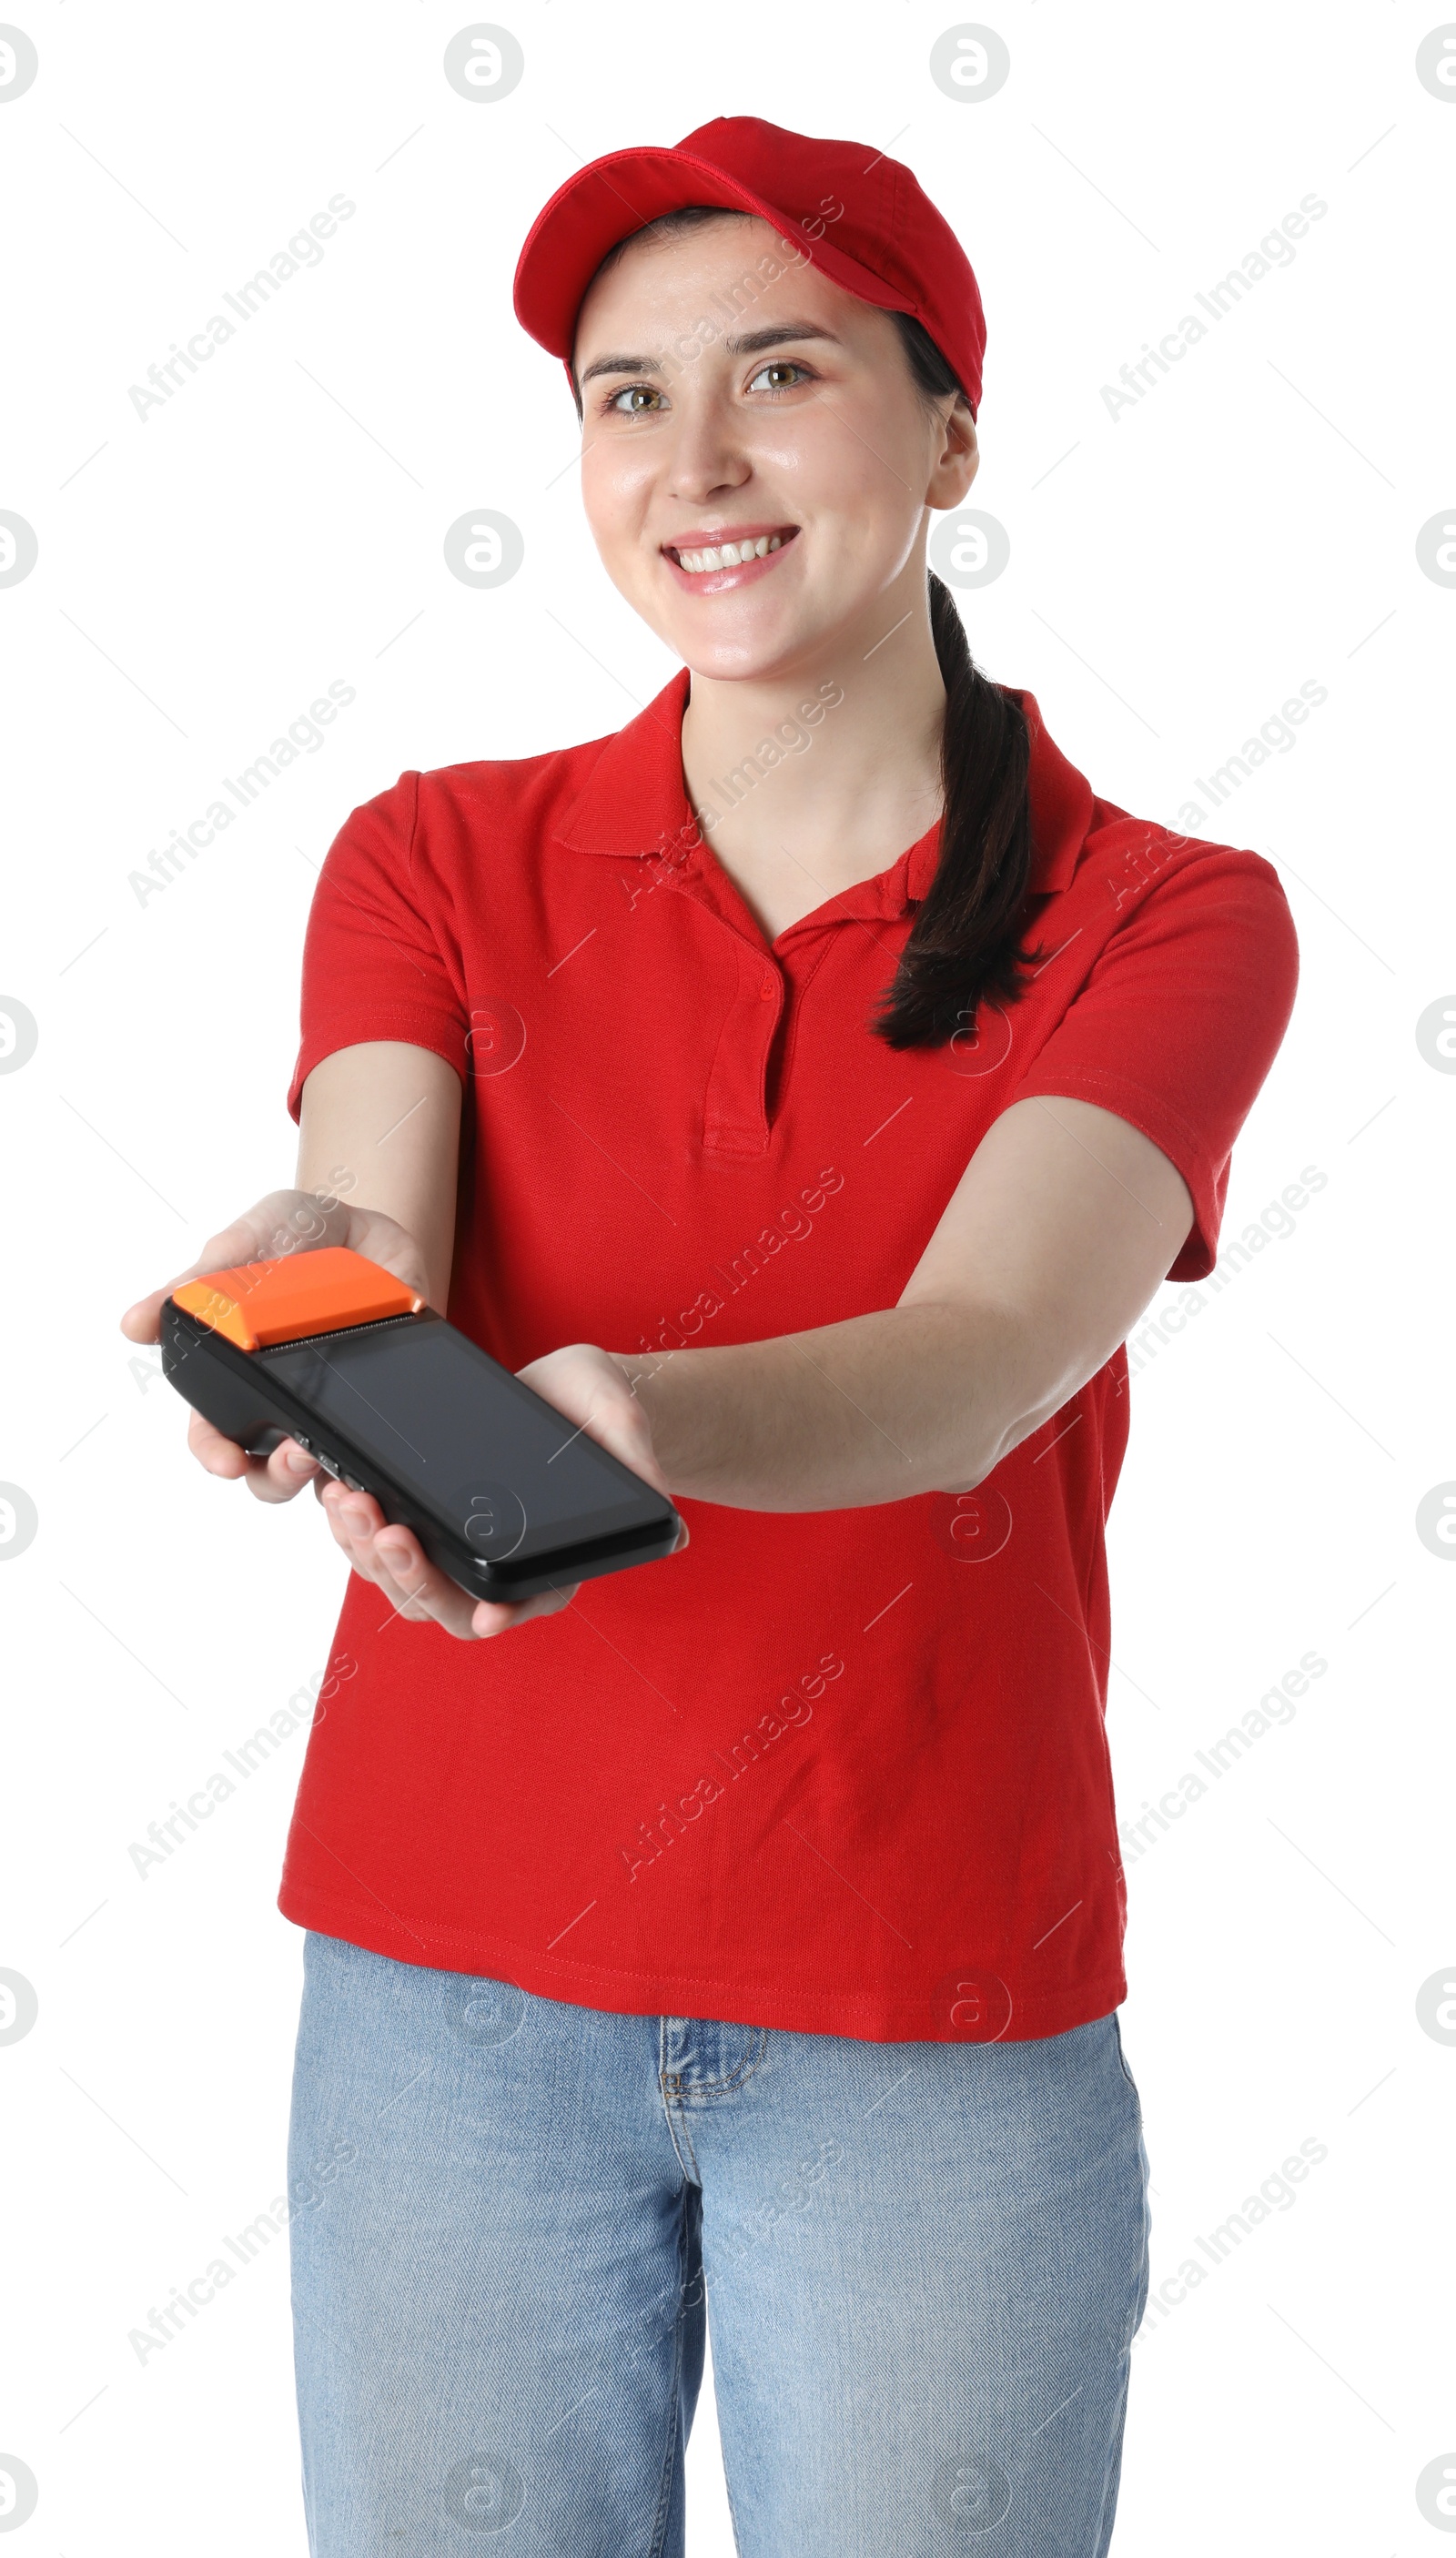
[665,389,753,508]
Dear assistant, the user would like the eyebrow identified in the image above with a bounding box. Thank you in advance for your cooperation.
[577,324,843,389]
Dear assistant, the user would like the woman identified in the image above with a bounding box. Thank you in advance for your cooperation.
[123,117,1298,2558]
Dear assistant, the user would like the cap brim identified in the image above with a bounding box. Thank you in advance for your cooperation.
[512,145,923,366]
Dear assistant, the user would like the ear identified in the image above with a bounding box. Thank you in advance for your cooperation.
[928,399,979,509]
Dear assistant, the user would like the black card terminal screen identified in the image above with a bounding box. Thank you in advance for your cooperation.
[259,1319,662,1563]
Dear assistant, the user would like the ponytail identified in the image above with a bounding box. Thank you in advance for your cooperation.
[871,315,1042,1052]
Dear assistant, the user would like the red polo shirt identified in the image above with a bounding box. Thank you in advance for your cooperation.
[279,667,1298,2042]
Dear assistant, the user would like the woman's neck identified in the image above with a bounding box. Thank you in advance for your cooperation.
[679,556,948,945]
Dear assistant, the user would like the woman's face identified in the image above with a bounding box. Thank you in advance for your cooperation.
[571,213,976,684]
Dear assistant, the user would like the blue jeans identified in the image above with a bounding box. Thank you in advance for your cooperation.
[288,1931,1150,2554]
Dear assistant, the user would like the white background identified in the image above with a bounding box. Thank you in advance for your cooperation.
[2,3,1452,2550]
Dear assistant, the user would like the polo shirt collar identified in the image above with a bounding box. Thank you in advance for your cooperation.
[553,665,1093,911]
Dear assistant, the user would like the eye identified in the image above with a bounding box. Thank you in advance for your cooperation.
[605,382,665,415]
[748,359,815,395]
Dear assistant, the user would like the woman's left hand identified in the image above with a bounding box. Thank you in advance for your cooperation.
[317,1343,686,1643]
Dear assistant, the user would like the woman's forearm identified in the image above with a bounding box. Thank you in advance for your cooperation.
[612,1299,1035,1512]
[297,1044,463,1313]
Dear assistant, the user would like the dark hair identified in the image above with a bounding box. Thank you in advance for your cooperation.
[874,310,1039,1050]
[570,207,1041,1052]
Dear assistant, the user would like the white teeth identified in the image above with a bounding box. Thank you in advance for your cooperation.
[672,532,789,573]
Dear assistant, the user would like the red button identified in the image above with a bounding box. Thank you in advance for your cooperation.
[759,979,774,999]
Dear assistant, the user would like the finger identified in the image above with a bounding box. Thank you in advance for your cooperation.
[323,1490,581,1642]
[119,1193,346,1343]
[363,1518,571,1643]
[318,1484,387,1568]
[120,1219,270,1345]
[470,1583,581,1638]
[317,1500,421,1602]
[187,1409,254,1480]
[184,1407,314,1506]
[323,1483,385,1550]
[369,1531,485,1639]
[119,1289,171,1346]
[243,1448,325,1506]
[261,1436,321,1497]
[217,1425,322,1505]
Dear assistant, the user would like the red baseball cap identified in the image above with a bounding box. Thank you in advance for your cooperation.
[512,115,986,416]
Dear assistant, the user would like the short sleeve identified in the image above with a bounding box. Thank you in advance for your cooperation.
[286,773,470,1121]
[1007,849,1299,1282]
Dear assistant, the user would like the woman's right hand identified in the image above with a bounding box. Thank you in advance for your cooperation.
[118,1187,430,1505]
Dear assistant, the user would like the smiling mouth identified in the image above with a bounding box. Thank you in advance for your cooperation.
[663,526,798,576]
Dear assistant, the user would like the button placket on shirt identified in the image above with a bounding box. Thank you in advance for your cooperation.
[701,940,784,1158]
[649,844,791,1160]
[659,832,931,1160]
